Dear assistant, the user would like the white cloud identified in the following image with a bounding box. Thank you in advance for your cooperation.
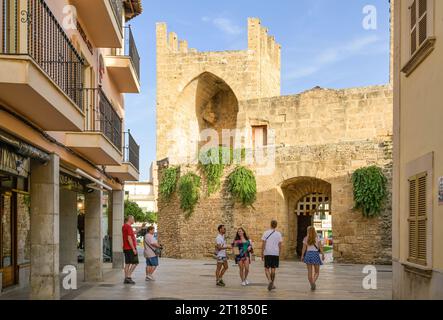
[285,35,381,80]
[202,16,243,36]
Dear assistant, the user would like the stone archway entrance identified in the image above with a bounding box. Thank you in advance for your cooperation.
[281,177,332,260]
[295,193,331,257]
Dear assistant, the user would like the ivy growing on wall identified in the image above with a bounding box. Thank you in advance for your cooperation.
[159,166,179,200]
[199,147,230,195]
[227,166,257,207]
[178,172,201,217]
[352,166,388,218]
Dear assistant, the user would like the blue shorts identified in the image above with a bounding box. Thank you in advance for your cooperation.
[146,256,159,267]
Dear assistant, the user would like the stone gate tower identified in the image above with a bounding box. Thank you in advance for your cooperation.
[155,18,393,264]
[156,18,281,163]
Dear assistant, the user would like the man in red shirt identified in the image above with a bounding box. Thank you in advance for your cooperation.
[122,215,139,284]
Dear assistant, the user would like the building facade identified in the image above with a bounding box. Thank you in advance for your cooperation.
[125,164,158,214]
[0,0,142,298]
[392,0,443,299]
[156,18,393,264]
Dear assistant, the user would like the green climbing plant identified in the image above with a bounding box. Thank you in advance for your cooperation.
[159,166,179,200]
[352,166,388,218]
[199,147,230,195]
[178,172,201,217]
[227,166,257,207]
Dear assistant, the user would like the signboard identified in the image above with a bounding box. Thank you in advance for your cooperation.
[439,177,443,206]
[0,145,30,178]
[60,172,85,193]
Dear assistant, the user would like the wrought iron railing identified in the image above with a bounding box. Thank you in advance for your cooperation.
[0,0,84,110]
[124,130,140,171]
[84,87,122,152]
[124,25,140,80]
[109,0,123,33]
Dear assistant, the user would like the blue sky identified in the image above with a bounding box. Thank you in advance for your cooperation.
[124,0,391,181]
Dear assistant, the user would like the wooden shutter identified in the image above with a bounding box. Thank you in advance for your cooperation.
[410,0,429,56]
[252,126,268,147]
[408,172,428,266]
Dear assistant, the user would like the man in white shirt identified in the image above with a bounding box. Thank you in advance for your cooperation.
[261,220,283,291]
[215,224,229,287]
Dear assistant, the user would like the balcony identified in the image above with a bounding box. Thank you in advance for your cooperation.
[0,0,84,131]
[108,130,140,181]
[105,26,140,93]
[65,88,122,165]
[70,0,124,48]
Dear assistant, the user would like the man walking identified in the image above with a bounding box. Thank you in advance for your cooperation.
[122,215,139,284]
[215,225,229,287]
[261,220,283,291]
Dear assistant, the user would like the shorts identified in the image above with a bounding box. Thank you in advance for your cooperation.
[124,249,139,265]
[217,256,228,263]
[264,255,279,269]
[146,256,159,267]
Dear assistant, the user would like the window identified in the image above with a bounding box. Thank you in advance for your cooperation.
[402,0,436,75]
[252,125,268,147]
[410,0,429,55]
[408,172,428,266]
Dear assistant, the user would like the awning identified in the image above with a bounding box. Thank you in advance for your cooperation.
[0,130,50,163]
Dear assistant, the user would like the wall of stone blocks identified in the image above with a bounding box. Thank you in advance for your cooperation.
[156,18,393,265]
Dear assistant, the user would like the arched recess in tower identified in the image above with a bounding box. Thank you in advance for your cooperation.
[174,72,239,162]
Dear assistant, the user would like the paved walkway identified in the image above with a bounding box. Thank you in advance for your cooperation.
[0,258,392,300]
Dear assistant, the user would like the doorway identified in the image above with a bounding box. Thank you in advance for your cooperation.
[0,186,15,288]
[295,193,332,260]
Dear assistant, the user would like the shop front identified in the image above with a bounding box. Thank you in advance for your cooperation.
[0,143,31,290]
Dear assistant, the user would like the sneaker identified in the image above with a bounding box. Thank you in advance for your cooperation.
[145,277,151,281]
[267,282,273,291]
[219,279,226,287]
[310,283,316,291]
[147,275,155,281]
[216,280,225,287]
[241,281,247,286]
[124,278,131,284]
[245,280,250,285]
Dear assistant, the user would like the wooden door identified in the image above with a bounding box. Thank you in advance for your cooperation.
[0,192,15,288]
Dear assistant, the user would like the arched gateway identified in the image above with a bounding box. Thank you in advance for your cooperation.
[282,177,332,259]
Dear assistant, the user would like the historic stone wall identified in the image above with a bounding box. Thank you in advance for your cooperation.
[156,18,393,264]
[156,18,281,161]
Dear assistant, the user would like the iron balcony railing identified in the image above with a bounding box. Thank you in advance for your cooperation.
[123,130,140,171]
[124,25,140,80]
[109,0,123,34]
[0,0,84,110]
[84,87,123,152]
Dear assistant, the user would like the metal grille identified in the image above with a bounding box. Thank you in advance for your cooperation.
[124,130,139,171]
[84,88,122,152]
[124,25,140,80]
[0,0,84,110]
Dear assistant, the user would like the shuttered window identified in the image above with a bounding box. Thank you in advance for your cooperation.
[252,125,268,147]
[410,0,429,55]
[408,172,428,266]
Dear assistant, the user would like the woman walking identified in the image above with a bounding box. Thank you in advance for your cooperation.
[232,228,253,286]
[301,226,325,291]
